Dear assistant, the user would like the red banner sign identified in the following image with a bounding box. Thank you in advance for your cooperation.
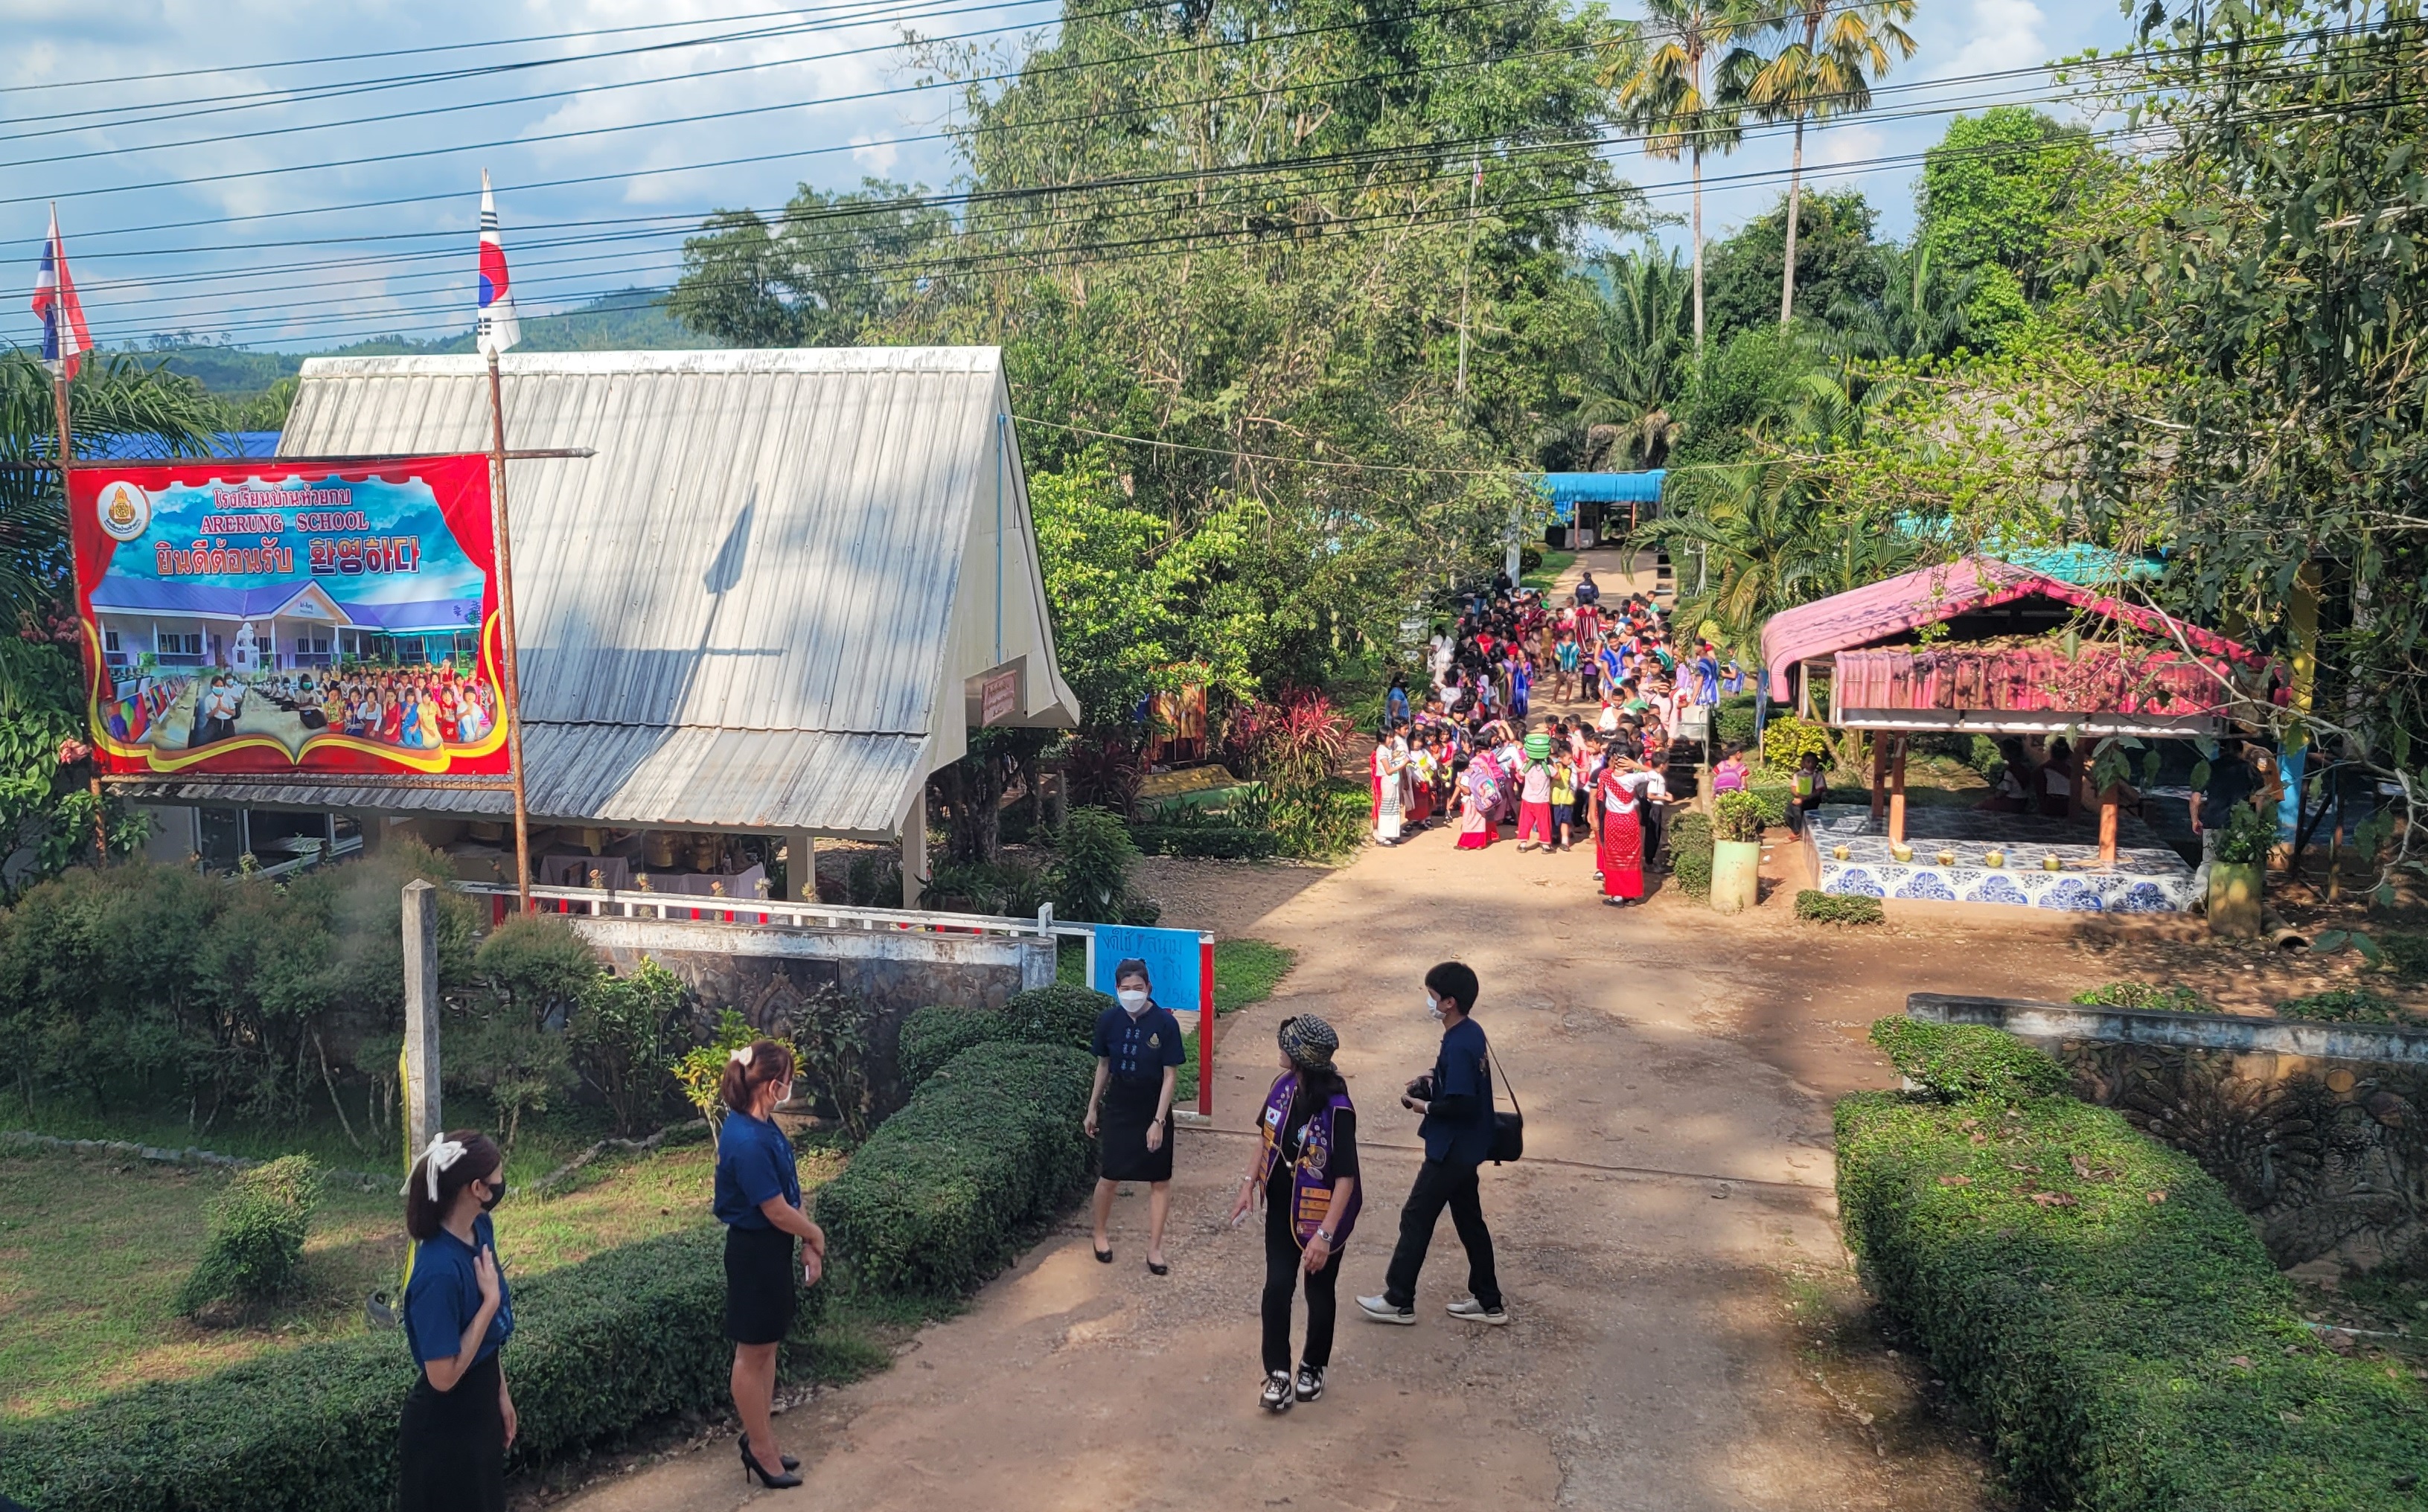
[71,456,510,778]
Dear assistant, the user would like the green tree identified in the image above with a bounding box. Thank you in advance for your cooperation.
[669,179,952,347]
[1739,0,1915,324]
[1701,188,1885,343]
[1917,106,2104,298]
[1611,0,1764,352]
[1567,245,1695,469]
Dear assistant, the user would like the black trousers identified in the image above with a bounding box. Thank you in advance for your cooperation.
[1382,1158,1501,1312]
[1261,1172,1341,1374]
[397,1351,505,1512]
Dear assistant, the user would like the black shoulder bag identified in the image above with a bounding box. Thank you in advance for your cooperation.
[1485,1040,1524,1165]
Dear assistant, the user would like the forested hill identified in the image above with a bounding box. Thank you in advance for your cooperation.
[141,288,715,394]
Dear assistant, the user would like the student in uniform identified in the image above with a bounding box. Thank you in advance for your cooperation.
[1084,959,1186,1273]
[1230,1014,1359,1413]
[1358,961,1507,1327]
[398,1130,516,1512]
[716,1040,826,1491]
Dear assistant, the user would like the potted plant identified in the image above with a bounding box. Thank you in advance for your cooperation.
[1709,791,1766,914]
[2208,802,2275,937]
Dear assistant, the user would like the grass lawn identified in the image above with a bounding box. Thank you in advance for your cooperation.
[0,1136,842,1423]
[1521,548,1576,595]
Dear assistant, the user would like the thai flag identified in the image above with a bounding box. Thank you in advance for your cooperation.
[30,204,92,379]
[476,170,520,356]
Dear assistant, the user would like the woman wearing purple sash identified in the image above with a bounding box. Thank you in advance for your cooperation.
[1227,1015,1360,1414]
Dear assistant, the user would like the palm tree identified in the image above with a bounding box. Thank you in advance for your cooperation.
[1644,456,1922,650]
[1573,246,1695,467]
[1610,0,1765,354]
[1828,243,1981,362]
[1742,0,1916,324]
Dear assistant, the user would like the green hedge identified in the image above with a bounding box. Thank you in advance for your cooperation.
[897,1005,1009,1091]
[1666,810,1713,898]
[816,1040,1097,1295]
[2071,981,2215,1014]
[0,1223,827,1512]
[1129,824,1280,859]
[997,981,1113,1049]
[1839,1083,2428,1508]
[1870,1016,2072,1101]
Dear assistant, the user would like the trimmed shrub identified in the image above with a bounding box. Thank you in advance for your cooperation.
[2071,981,2214,1014]
[1743,783,1792,828]
[1129,823,1280,859]
[1000,981,1114,1051]
[1714,692,1758,751]
[177,1154,322,1316]
[0,1224,826,1512]
[2275,987,2415,1025]
[1868,1016,2072,1102]
[815,1040,1097,1294]
[896,1005,1014,1091]
[1761,713,1830,770]
[1795,890,1882,925]
[1837,1089,2428,1510]
[1666,811,1713,899]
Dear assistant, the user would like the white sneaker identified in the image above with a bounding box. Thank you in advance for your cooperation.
[1447,1297,1509,1325]
[1259,1369,1294,1413]
[1355,1293,1416,1325]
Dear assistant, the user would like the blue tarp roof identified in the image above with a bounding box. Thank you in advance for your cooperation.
[1530,470,1665,525]
[1996,544,2165,586]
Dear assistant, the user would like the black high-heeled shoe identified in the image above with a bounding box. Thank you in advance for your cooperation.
[739,1433,803,1488]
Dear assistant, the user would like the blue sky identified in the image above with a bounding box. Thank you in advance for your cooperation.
[0,0,2133,353]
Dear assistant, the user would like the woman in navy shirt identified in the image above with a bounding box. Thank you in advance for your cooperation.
[717,1039,826,1490]
[1084,959,1186,1273]
[398,1130,515,1512]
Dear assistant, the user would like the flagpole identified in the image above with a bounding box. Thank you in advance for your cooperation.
[53,361,105,864]
[485,350,533,914]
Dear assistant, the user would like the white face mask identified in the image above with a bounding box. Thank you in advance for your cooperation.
[1118,988,1149,1015]
[1426,993,1446,1024]
[774,1079,794,1107]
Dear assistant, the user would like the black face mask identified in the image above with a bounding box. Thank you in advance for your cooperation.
[479,1176,506,1211]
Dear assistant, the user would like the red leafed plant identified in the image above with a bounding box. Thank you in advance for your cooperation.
[1220,690,1354,792]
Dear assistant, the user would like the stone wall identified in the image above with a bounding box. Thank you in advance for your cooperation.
[570,915,1057,1114]
[1908,993,2428,1273]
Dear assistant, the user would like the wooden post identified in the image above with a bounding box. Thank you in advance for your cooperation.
[1888,737,1908,848]
[485,353,534,914]
[783,830,815,902]
[901,784,927,909]
[401,880,443,1160]
[1869,735,1888,823]
[2098,786,2120,868]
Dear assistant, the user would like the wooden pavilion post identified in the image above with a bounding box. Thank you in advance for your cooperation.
[1888,736,1908,848]
[2098,786,2121,868]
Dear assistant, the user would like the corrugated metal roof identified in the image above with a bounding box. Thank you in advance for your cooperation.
[112,728,930,835]
[263,349,1038,833]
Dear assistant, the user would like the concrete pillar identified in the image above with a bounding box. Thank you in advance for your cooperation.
[402,880,442,1160]
[784,830,815,902]
[901,786,927,910]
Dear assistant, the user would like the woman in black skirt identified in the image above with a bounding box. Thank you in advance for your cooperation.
[399,1130,516,1512]
[1084,958,1186,1273]
[715,1039,827,1490]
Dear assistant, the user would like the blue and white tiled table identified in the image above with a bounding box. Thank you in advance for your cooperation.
[1804,804,2199,912]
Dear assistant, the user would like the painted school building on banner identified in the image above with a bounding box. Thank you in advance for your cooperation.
[119,347,1080,898]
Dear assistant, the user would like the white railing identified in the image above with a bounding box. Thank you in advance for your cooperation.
[451,879,1070,941]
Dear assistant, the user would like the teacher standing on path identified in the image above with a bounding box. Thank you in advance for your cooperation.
[716,1040,825,1492]
[1085,958,1186,1274]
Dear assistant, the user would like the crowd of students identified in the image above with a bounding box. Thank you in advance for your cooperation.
[1367,568,1744,905]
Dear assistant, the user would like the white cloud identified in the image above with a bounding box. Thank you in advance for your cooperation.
[1935,0,2048,82]
[849,131,900,175]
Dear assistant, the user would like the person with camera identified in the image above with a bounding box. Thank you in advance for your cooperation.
[1357,961,1507,1327]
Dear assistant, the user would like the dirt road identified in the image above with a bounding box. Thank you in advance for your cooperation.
[559,816,2028,1512]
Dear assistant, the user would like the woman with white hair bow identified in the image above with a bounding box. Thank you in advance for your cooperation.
[398,1129,515,1512]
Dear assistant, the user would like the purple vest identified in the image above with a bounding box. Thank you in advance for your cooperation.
[1254,1072,1361,1248]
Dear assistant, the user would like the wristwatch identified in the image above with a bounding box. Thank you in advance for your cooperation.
[1314,1228,1335,1243]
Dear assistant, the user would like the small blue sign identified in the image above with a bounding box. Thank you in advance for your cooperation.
[1089,924,1205,1011]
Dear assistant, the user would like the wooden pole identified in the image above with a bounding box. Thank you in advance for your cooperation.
[1869,734,1888,823]
[55,368,106,863]
[2098,786,2120,868]
[485,353,534,914]
[1888,736,1908,848]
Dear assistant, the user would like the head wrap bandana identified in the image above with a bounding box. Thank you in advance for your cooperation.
[405,1133,468,1199]
[1277,1014,1339,1074]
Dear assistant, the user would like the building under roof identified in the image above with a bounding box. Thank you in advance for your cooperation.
[118,347,1079,900]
